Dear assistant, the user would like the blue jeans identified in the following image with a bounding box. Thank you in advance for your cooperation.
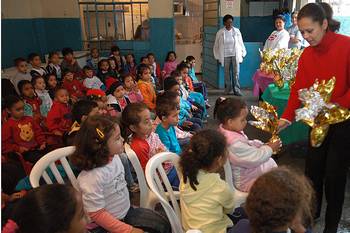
[119,153,136,187]
[167,166,180,188]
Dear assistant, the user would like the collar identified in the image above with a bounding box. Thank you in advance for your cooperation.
[219,124,246,137]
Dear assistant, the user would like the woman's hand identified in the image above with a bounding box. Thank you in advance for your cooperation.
[277,119,290,133]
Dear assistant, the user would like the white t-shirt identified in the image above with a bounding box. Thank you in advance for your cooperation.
[263,29,290,50]
[83,76,104,89]
[224,28,236,57]
[77,155,130,219]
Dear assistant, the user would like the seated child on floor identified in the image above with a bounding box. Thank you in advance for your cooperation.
[122,103,179,187]
[46,51,62,82]
[32,76,52,117]
[86,89,118,117]
[82,66,105,91]
[62,70,87,103]
[180,129,236,233]
[185,55,208,102]
[2,95,46,163]
[86,48,102,72]
[61,47,82,76]
[137,64,156,111]
[215,97,280,192]
[106,81,130,114]
[97,59,117,87]
[122,73,143,103]
[11,57,32,95]
[71,115,171,233]
[28,53,47,78]
[45,73,58,100]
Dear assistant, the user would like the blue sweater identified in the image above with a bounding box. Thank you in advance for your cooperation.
[155,124,182,155]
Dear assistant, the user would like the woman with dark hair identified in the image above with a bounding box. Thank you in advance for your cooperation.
[264,15,290,50]
[278,3,349,233]
[288,11,305,49]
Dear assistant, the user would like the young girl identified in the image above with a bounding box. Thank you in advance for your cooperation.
[108,57,121,80]
[82,66,105,90]
[2,95,46,163]
[185,56,208,102]
[97,59,117,86]
[122,103,179,187]
[71,115,171,233]
[32,76,52,117]
[125,53,137,78]
[17,80,44,125]
[46,51,62,82]
[45,73,58,100]
[110,46,125,73]
[147,53,161,82]
[62,70,87,103]
[245,167,314,233]
[86,89,118,117]
[86,48,102,72]
[214,97,280,192]
[106,81,130,113]
[162,51,177,78]
[179,129,235,233]
[122,73,143,103]
[28,53,47,78]
[137,64,156,111]
[2,184,88,233]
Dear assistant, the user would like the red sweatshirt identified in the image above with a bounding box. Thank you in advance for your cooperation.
[62,79,87,99]
[282,31,350,121]
[46,101,72,134]
[130,136,150,170]
[23,96,43,124]
[2,116,45,154]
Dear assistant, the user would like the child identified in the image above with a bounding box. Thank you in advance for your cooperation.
[45,73,58,100]
[125,53,137,78]
[147,53,161,82]
[82,66,105,90]
[245,167,314,233]
[122,103,179,187]
[2,95,46,163]
[28,53,47,78]
[162,51,178,78]
[179,129,235,233]
[86,89,118,117]
[97,59,117,85]
[46,51,62,82]
[214,97,280,192]
[46,88,72,137]
[86,48,102,72]
[62,70,87,103]
[61,47,82,75]
[109,45,125,73]
[2,184,88,233]
[11,57,32,95]
[17,80,44,125]
[106,81,130,113]
[137,64,156,111]
[108,57,121,80]
[122,73,143,103]
[70,115,171,233]
[155,92,182,155]
[32,76,52,117]
[185,55,208,102]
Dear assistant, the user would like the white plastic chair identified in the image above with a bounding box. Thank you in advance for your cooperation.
[29,146,78,189]
[145,152,201,233]
[124,143,159,209]
[223,160,249,208]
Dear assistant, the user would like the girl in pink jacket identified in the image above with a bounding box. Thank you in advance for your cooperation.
[214,97,280,192]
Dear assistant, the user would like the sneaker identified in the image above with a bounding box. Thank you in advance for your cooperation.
[129,184,140,193]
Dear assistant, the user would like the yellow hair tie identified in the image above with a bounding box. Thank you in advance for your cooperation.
[96,128,105,139]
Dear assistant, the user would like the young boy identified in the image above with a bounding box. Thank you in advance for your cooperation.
[46,51,62,82]
[46,88,72,137]
[106,81,130,113]
[28,53,47,78]
[11,57,32,94]
[82,66,105,90]
[61,47,81,75]
[62,70,87,103]
[86,48,101,72]
[2,95,46,163]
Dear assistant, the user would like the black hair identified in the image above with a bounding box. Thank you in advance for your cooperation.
[140,56,148,63]
[17,80,32,95]
[54,87,68,98]
[146,52,155,58]
[62,47,74,57]
[319,2,340,32]
[163,77,179,91]
[180,129,227,190]
[214,97,247,124]
[31,75,45,87]
[165,51,176,62]
[176,62,190,72]
[223,14,234,23]
[121,73,134,83]
[121,102,149,140]
[107,81,123,95]
[156,91,179,119]
[12,184,80,233]
[4,95,23,109]
[44,73,57,87]
[170,70,182,79]
[27,53,40,62]
[48,51,59,60]
[136,63,151,81]
[185,56,195,63]
[83,65,93,73]
[275,14,286,22]
[90,47,99,53]
[98,59,110,70]
[62,69,73,78]
[14,57,26,66]
[72,100,98,124]
[111,45,120,52]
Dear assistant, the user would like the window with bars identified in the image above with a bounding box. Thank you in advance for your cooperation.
[78,0,149,50]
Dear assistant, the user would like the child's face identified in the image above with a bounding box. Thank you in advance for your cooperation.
[180,68,189,78]
[51,54,60,65]
[126,55,134,63]
[107,125,124,155]
[16,61,28,73]
[64,53,73,62]
[64,72,74,82]
[100,61,109,71]
[168,53,176,62]
[141,58,149,64]
[67,193,88,233]
[175,75,183,85]
[189,59,196,67]
[123,76,135,89]
[81,106,100,123]
[31,56,41,67]
[34,77,46,90]
[91,49,99,58]
[47,75,57,88]
[109,60,116,70]
[132,109,153,137]
[21,83,35,98]
[55,89,70,104]
[163,109,180,126]
[9,101,25,119]
[96,99,108,113]
[113,86,125,99]
[148,55,155,64]
[226,107,248,132]
[85,70,94,78]
[141,69,151,82]
[112,50,120,56]
[170,84,181,96]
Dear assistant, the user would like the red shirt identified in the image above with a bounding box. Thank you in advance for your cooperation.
[130,136,150,170]
[184,75,194,91]
[46,101,72,134]
[23,96,43,124]
[62,79,87,99]
[282,31,350,121]
[2,116,45,154]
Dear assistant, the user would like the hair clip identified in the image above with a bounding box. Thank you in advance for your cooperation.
[96,128,105,139]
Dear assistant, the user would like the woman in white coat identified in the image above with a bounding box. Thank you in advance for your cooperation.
[264,15,290,50]
[213,14,246,96]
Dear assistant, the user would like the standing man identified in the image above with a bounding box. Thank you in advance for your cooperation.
[213,14,246,96]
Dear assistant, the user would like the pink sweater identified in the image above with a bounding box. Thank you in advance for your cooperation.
[218,124,277,192]
[162,61,178,78]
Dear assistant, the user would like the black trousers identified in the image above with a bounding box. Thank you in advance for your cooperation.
[305,119,350,233]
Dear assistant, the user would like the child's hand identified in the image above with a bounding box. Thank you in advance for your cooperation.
[191,105,198,111]
[71,96,78,104]
[182,121,193,128]
[53,130,63,136]
[39,143,46,150]
[131,228,144,233]
[266,139,282,152]
[19,146,29,154]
